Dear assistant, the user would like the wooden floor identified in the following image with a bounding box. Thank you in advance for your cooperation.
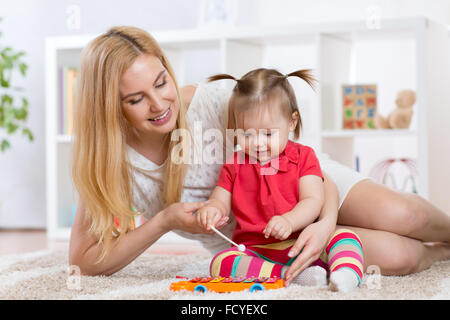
[0,229,209,256]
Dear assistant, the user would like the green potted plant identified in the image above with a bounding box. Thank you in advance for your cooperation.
[0,18,33,152]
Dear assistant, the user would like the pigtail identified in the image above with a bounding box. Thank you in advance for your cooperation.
[207,73,253,94]
[285,69,317,91]
[208,68,316,143]
[208,73,237,82]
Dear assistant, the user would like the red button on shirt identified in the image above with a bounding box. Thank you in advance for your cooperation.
[216,140,323,246]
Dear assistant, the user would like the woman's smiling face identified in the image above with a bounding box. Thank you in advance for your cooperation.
[120,54,179,138]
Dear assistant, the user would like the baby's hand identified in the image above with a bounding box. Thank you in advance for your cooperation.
[196,205,228,231]
[263,215,293,240]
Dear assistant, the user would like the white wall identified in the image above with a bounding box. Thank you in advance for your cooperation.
[0,0,449,228]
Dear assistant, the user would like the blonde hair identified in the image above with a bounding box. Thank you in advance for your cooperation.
[72,26,189,263]
[208,68,316,141]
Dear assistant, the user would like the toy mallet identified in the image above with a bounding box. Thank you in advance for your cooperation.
[209,225,246,252]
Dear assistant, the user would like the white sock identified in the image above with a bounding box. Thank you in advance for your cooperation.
[329,268,360,293]
[290,266,327,287]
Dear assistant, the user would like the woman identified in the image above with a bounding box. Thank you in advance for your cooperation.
[69,26,450,283]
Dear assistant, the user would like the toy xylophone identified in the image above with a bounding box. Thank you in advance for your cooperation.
[170,276,284,293]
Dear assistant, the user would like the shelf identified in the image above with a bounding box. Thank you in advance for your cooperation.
[322,129,417,138]
[153,17,427,44]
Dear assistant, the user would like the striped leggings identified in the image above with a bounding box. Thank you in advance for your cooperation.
[210,228,364,284]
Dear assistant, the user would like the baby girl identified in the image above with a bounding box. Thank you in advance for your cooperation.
[196,68,364,292]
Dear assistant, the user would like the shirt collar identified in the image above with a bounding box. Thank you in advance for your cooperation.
[269,141,299,173]
[283,140,300,164]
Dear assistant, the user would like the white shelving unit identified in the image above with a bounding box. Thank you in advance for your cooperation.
[46,17,450,240]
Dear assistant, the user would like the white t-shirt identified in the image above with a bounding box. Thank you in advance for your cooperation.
[128,82,368,255]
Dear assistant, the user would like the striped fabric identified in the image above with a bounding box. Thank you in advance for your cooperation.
[326,229,364,283]
[210,247,287,278]
[209,228,364,285]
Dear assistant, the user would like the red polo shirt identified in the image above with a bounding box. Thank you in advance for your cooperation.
[216,140,323,246]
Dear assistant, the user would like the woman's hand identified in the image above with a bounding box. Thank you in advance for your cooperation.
[160,201,211,234]
[284,218,335,286]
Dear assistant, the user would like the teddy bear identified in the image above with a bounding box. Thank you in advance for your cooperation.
[375,89,415,129]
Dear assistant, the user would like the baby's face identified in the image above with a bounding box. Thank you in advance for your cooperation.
[236,107,297,165]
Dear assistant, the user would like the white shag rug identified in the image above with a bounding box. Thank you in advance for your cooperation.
[0,249,449,300]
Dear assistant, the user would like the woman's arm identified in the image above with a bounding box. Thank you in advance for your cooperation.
[316,172,339,233]
[284,172,339,285]
[69,199,207,276]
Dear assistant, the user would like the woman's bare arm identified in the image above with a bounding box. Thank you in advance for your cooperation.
[317,172,340,230]
[284,172,339,284]
[69,200,167,276]
[69,199,206,276]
